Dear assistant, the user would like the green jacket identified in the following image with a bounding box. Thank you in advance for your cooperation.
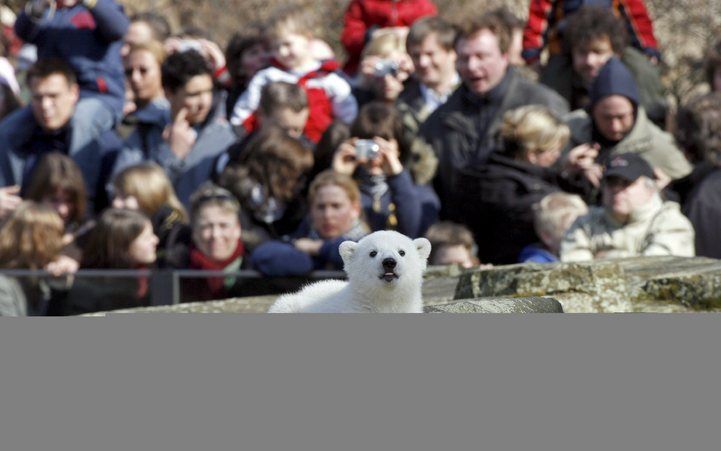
[565,106,692,180]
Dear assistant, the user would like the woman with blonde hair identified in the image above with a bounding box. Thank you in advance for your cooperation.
[456,105,594,264]
[0,202,74,316]
[112,163,188,266]
[354,31,415,106]
[250,170,370,276]
[124,40,168,114]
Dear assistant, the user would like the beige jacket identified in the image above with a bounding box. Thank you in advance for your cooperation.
[565,107,692,180]
[560,194,695,261]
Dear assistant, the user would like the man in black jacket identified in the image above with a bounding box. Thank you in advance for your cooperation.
[420,12,568,221]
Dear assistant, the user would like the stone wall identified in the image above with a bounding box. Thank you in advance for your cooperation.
[87,256,721,314]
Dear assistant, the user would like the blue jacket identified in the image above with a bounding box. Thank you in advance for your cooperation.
[249,220,369,276]
[112,96,237,206]
[518,244,559,263]
[250,237,349,277]
[15,0,129,118]
[0,106,120,211]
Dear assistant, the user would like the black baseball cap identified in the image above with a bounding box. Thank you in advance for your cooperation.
[603,153,654,182]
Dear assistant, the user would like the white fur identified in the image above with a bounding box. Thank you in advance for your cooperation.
[268,231,431,313]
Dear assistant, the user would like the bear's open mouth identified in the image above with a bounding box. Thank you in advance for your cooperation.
[379,272,399,282]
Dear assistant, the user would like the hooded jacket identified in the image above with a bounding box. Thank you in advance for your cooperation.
[540,47,667,125]
[565,58,691,180]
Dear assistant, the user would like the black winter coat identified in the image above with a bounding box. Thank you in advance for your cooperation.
[420,68,568,221]
[682,168,721,258]
[456,153,566,264]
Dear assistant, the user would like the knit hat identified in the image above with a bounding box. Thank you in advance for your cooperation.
[589,57,640,109]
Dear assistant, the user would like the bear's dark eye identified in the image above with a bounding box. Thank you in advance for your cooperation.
[399,250,406,256]
[369,251,377,257]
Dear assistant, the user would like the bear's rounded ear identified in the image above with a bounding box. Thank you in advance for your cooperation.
[339,240,358,263]
[413,238,432,260]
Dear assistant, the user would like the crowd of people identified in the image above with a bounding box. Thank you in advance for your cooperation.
[0,0,719,315]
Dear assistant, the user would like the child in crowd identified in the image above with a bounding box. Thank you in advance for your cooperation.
[519,192,589,263]
[341,0,437,75]
[230,4,357,142]
[218,81,310,176]
[15,0,129,145]
[424,221,479,268]
[354,31,414,107]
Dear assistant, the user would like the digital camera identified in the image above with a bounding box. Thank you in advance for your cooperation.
[374,60,400,77]
[355,139,380,160]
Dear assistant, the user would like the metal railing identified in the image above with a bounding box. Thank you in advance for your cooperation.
[0,269,346,307]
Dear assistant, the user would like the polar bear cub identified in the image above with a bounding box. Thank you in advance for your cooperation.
[268,230,432,313]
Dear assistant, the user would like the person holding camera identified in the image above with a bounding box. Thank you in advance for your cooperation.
[340,0,437,76]
[331,102,439,238]
[353,32,414,108]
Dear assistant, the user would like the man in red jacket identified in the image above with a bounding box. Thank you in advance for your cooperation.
[341,0,437,75]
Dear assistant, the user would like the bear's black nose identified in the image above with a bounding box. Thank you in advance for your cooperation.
[382,258,397,270]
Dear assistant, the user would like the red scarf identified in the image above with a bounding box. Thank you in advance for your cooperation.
[188,241,245,297]
[135,265,150,300]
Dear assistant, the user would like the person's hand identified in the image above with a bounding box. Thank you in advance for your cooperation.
[197,38,226,72]
[374,137,403,176]
[565,143,602,187]
[582,164,603,188]
[653,167,671,190]
[163,107,197,160]
[45,255,79,277]
[0,185,22,219]
[565,143,599,170]
[396,52,414,78]
[294,238,324,256]
[332,139,361,176]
